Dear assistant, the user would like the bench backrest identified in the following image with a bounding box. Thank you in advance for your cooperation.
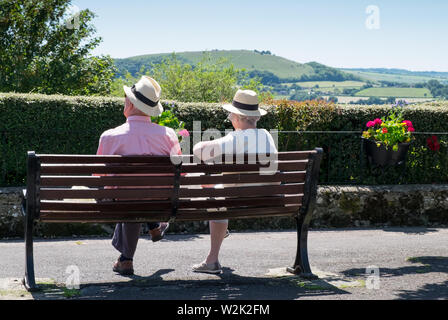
[25,149,323,223]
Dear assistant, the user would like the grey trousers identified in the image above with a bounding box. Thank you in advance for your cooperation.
[112,223,142,259]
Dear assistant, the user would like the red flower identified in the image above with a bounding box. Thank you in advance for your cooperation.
[382,128,388,134]
[427,135,440,152]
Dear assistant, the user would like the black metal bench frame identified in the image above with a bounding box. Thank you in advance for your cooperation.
[21,148,323,291]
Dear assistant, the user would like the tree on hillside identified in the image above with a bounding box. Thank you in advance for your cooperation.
[116,53,270,103]
[425,80,448,99]
[247,70,280,85]
[289,91,323,102]
[300,62,361,82]
[0,0,116,95]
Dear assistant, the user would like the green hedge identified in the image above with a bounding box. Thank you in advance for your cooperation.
[1,92,448,186]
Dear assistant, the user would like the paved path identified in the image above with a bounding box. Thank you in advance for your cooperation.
[1,227,447,300]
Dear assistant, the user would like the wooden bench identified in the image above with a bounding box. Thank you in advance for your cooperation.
[21,148,323,291]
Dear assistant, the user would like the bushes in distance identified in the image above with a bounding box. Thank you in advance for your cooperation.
[1,93,448,186]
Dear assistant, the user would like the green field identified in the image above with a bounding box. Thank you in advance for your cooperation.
[293,80,365,88]
[355,87,432,98]
[343,70,443,84]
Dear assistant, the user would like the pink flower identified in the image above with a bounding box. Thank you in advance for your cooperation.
[408,126,415,132]
[373,118,382,125]
[178,129,190,137]
[402,120,413,127]
[366,121,375,128]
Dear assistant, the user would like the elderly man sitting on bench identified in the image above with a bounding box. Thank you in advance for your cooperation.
[96,76,181,275]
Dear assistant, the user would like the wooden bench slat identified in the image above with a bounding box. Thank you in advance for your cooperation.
[40,172,305,187]
[182,195,302,209]
[40,165,177,174]
[40,188,173,199]
[37,155,181,164]
[37,151,313,164]
[41,175,176,187]
[39,206,301,222]
[182,161,307,174]
[205,151,314,162]
[40,195,302,211]
[179,183,304,198]
[180,172,306,185]
[40,183,304,200]
[40,200,172,211]
[39,161,308,175]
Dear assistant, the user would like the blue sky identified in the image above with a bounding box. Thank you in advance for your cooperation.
[72,0,448,71]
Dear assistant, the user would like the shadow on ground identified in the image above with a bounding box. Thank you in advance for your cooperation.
[0,233,203,244]
[381,227,440,235]
[340,256,448,300]
[308,227,442,235]
[28,267,350,300]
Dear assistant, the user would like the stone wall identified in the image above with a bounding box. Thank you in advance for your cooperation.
[1,185,447,238]
[313,185,448,228]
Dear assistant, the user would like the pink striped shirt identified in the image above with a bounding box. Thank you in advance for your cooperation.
[96,116,181,157]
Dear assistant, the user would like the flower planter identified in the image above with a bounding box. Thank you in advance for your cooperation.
[363,138,410,167]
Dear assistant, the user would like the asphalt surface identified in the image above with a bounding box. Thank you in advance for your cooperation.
[0,227,447,300]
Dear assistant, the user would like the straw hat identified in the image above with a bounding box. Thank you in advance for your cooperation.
[123,76,163,117]
[222,89,266,117]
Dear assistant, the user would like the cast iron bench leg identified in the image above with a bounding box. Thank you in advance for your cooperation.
[286,148,322,279]
[22,202,39,291]
[286,215,318,280]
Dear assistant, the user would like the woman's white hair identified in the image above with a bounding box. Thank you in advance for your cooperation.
[230,113,260,126]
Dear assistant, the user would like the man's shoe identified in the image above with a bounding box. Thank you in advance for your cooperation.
[113,259,134,275]
[192,261,222,274]
[149,222,169,242]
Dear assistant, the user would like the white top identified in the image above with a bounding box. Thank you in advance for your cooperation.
[190,129,279,220]
[193,128,277,161]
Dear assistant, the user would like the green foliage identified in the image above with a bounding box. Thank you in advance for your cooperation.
[1,93,448,187]
[425,80,448,99]
[111,53,270,103]
[350,97,396,105]
[300,62,360,82]
[149,53,239,102]
[355,87,432,98]
[0,0,116,95]
[275,99,338,150]
[151,109,183,131]
[110,72,138,97]
[289,91,323,102]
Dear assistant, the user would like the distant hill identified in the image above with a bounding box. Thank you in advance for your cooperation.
[114,50,360,83]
